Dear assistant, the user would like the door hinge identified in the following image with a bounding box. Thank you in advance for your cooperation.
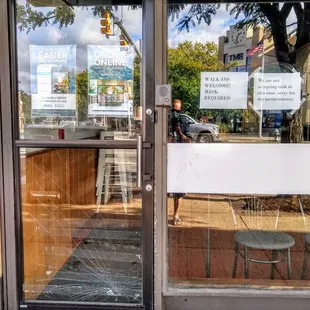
[143,173,153,181]
[143,142,152,148]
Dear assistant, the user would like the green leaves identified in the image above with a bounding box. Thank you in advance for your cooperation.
[16,3,75,33]
[76,70,88,121]
[168,41,218,118]
[174,4,220,33]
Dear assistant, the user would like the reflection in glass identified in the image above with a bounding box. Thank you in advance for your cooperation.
[167,1,310,144]
[17,1,142,140]
[167,1,310,289]
[168,194,310,287]
[20,147,142,303]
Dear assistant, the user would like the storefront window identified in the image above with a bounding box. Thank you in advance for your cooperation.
[167,1,310,290]
[16,0,142,140]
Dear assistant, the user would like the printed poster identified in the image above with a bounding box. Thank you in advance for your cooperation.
[200,72,248,109]
[87,45,134,117]
[30,45,76,117]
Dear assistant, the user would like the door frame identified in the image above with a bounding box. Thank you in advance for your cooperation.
[0,0,155,309]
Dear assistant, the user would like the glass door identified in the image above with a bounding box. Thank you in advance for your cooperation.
[12,0,154,309]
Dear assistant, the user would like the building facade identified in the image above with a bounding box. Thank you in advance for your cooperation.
[0,1,310,310]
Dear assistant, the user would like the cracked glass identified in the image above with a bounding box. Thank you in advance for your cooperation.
[16,0,143,304]
[20,147,142,303]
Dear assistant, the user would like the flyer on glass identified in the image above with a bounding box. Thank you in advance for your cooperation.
[87,45,134,117]
[30,45,76,117]
[253,73,301,110]
[200,72,248,109]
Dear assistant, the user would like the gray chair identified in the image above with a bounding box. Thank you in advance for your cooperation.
[301,233,310,280]
[232,230,295,279]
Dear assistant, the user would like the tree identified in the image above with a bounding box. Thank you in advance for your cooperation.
[168,41,217,118]
[133,56,141,108]
[76,70,88,121]
[168,41,237,119]
[16,3,139,33]
[175,3,310,65]
[20,90,32,123]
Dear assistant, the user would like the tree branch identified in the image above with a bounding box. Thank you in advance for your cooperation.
[293,2,303,21]
[293,3,303,50]
[296,2,310,50]
[286,21,298,28]
[279,3,293,20]
[258,3,277,22]
[259,3,292,63]
[28,15,56,23]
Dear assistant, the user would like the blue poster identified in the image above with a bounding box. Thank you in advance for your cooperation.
[87,45,134,117]
[30,45,76,117]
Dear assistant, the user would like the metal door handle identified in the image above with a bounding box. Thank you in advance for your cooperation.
[137,135,142,187]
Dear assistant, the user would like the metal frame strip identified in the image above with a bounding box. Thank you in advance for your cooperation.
[142,0,155,308]
[15,139,137,149]
[153,1,168,309]
[0,66,7,310]
[0,0,19,308]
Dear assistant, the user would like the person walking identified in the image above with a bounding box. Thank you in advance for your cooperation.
[168,99,192,225]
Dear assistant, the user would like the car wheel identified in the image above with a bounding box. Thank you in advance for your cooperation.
[197,132,213,143]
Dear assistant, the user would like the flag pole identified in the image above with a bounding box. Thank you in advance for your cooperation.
[259,39,265,138]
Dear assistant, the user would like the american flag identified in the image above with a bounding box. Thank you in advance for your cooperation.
[246,39,264,57]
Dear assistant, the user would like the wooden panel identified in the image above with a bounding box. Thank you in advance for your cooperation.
[22,148,97,300]
[24,148,97,205]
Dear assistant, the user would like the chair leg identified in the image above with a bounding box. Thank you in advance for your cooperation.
[287,247,292,280]
[270,250,278,280]
[244,245,249,279]
[232,241,239,278]
[301,242,309,280]
[206,228,211,278]
[104,165,111,205]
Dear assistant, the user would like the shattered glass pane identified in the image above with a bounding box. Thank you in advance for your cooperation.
[20,148,142,304]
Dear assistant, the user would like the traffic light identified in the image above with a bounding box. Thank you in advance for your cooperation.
[100,12,112,36]
[120,34,128,46]
[120,34,129,51]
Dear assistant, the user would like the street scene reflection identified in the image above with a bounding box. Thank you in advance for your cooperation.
[167,1,310,289]
[16,0,143,303]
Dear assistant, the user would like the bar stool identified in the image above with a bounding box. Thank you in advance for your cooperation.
[232,230,295,279]
[301,233,310,280]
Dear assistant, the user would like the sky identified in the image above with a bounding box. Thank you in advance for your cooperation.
[17,2,298,93]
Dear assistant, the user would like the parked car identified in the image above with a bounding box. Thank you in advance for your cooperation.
[180,114,219,143]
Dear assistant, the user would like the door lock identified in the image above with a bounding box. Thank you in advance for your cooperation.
[145,184,152,192]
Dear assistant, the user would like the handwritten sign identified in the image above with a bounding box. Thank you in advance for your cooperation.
[253,73,301,110]
[200,72,248,109]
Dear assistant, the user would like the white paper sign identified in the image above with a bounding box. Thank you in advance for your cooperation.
[200,72,248,109]
[253,73,301,110]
